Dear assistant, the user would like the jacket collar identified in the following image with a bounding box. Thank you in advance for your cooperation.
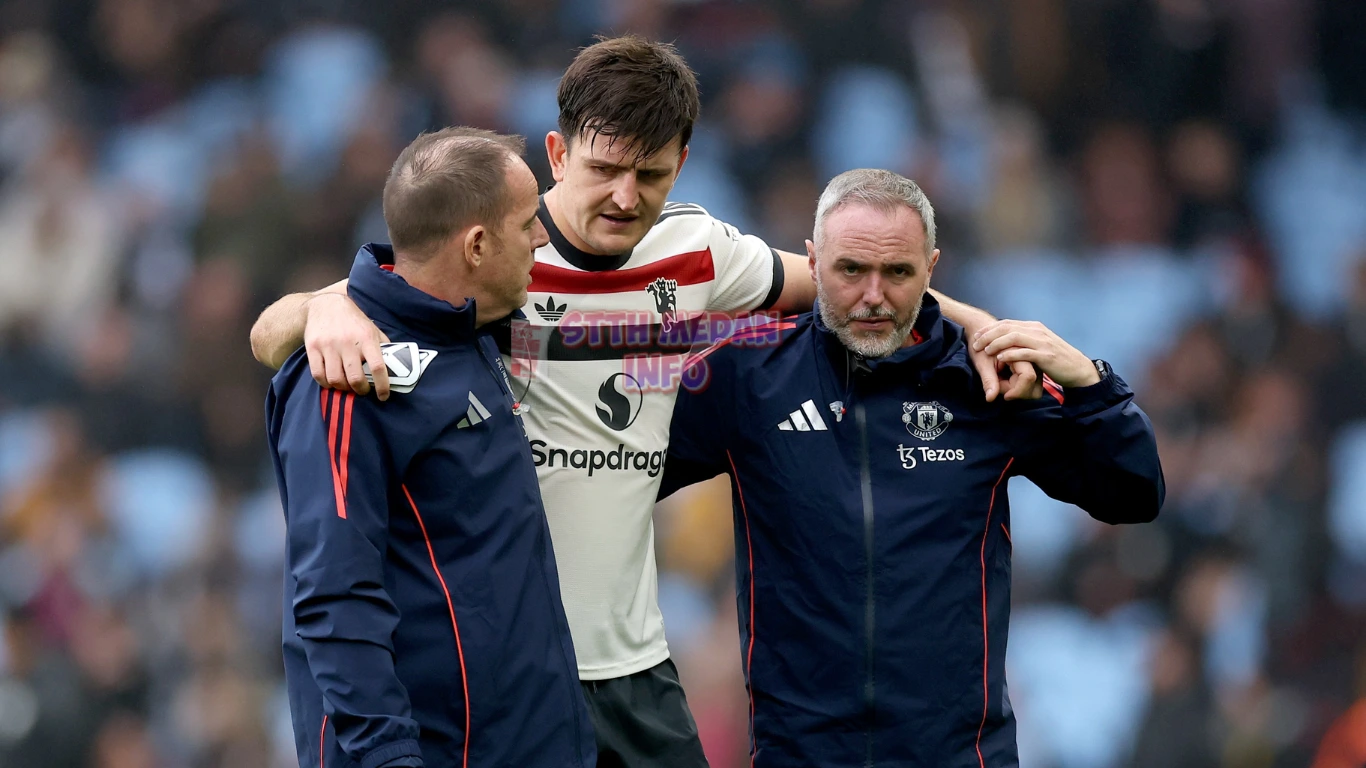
[813,294,977,384]
[346,244,481,345]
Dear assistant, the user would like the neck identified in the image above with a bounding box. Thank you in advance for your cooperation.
[544,185,613,256]
[392,253,490,327]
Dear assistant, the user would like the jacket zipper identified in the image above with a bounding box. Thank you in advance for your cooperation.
[854,401,875,767]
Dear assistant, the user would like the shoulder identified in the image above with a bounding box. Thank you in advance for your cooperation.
[270,339,477,428]
[659,200,711,222]
[650,202,745,243]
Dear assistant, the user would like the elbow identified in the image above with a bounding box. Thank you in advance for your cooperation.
[250,324,284,369]
[1091,472,1165,525]
[249,323,273,368]
[1130,491,1162,524]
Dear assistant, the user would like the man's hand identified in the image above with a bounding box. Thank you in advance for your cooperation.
[938,293,1041,402]
[971,320,1101,390]
[304,293,393,400]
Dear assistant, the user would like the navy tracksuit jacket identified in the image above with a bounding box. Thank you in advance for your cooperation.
[266,246,595,768]
[660,297,1164,768]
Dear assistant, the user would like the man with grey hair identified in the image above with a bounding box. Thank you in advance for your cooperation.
[659,168,1165,767]
[811,168,940,359]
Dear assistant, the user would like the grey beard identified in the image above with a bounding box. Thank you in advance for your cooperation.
[817,283,922,359]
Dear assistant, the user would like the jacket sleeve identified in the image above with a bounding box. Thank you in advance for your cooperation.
[660,352,735,500]
[1012,367,1165,524]
[274,384,424,768]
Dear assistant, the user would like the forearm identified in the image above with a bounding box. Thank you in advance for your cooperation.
[929,288,994,327]
[1024,378,1165,523]
[250,279,348,369]
[294,572,422,766]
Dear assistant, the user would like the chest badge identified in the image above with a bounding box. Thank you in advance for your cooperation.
[902,401,953,440]
[646,277,680,332]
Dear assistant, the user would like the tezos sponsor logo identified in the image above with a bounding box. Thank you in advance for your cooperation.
[896,444,966,470]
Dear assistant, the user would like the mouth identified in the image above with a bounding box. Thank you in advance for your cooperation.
[851,318,892,332]
[598,213,638,229]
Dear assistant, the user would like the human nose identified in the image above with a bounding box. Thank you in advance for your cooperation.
[860,274,886,308]
[610,174,639,212]
[531,218,550,249]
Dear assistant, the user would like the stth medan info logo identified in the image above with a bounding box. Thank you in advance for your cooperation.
[596,372,644,431]
[903,401,953,440]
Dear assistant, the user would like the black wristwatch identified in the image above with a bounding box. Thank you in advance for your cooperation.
[1092,359,1112,382]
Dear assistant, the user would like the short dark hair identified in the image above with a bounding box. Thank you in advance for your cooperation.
[382,126,527,259]
[557,35,700,163]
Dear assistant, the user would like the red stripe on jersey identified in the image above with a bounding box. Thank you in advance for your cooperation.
[529,248,714,294]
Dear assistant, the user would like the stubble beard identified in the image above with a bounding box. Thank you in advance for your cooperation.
[816,271,923,359]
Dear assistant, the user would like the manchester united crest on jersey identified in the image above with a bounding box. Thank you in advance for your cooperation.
[646,277,679,332]
[902,401,953,440]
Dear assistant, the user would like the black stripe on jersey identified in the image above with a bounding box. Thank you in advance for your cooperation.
[656,208,709,223]
[757,248,786,310]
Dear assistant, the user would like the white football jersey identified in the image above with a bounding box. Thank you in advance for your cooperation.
[495,199,783,680]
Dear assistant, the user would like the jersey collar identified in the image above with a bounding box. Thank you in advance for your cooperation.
[538,193,633,272]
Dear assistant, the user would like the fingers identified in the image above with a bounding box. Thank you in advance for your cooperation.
[972,348,1002,402]
[361,338,389,401]
[972,320,1050,349]
[307,344,328,388]
[971,322,1012,352]
[323,350,354,393]
[303,294,392,398]
[981,331,1036,357]
[1001,359,1041,401]
[343,345,372,397]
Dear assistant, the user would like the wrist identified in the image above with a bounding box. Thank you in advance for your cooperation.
[305,290,351,318]
[307,290,350,305]
[1057,359,1102,389]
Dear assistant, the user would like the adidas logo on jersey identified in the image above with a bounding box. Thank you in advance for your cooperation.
[456,392,493,429]
[776,400,829,432]
[535,296,567,322]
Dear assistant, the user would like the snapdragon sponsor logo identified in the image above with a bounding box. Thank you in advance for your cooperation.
[530,440,666,478]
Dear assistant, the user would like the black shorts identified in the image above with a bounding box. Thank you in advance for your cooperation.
[581,659,710,768]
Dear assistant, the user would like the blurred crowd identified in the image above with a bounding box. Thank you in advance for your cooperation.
[2,0,1366,766]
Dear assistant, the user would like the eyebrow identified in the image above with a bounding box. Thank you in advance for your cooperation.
[833,256,917,272]
[590,159,671,173]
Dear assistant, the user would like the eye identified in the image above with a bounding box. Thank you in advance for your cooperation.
[842,264,860,276]
[891,266,911,277]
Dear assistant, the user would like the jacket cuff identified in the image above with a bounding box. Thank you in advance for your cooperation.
[1060,365,1131,417]
[361,740,423,768]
